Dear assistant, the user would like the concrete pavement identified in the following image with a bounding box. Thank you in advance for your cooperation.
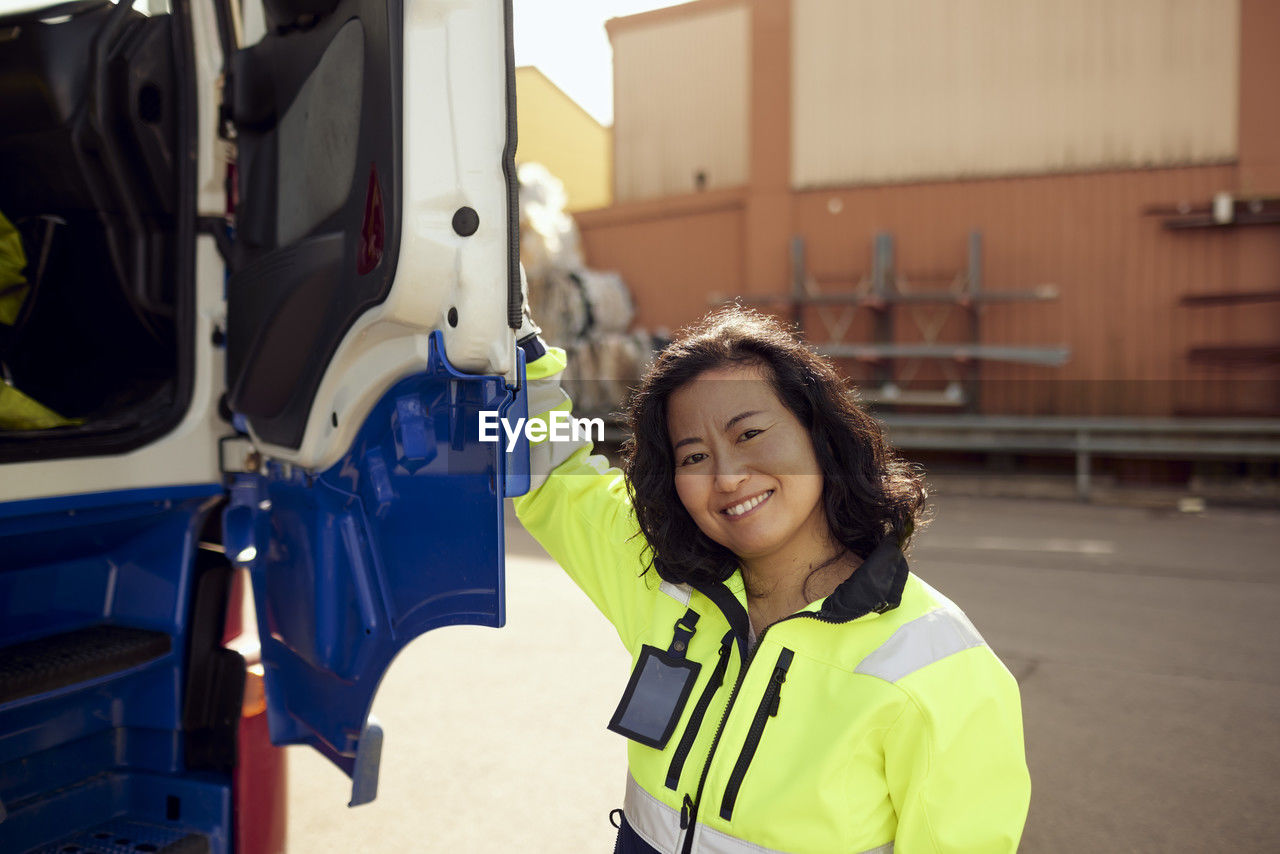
[285,493,1280,852]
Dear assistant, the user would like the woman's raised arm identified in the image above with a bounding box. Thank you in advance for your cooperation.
[512,346,662,648]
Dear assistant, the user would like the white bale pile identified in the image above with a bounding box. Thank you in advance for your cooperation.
[519,163,655,418]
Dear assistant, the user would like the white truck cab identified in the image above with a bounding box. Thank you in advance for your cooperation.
[0,0,525,850]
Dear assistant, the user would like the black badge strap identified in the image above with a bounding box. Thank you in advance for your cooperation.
[607,609,703,750]
[668,609,699,656]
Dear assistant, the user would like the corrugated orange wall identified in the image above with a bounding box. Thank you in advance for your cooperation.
[577,189,746,334]
[579,164,1280,416]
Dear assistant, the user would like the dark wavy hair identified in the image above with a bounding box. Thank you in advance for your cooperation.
[621,306,929,588]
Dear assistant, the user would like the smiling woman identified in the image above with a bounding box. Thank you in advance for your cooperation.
[628,311,930,643]
[513,305,1031,854]
[668,367,829,577]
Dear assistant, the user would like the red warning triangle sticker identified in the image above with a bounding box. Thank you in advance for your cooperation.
[358,162,385,275]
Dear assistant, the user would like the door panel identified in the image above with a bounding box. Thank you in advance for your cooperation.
[226,0,519,467]
[224,333,528,805]
[222,0,524,805]
[226,0,401,450]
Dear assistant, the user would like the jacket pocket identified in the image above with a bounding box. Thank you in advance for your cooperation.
[718,647,794,821]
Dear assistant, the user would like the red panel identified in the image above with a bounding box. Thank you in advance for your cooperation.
[234,707,288,854]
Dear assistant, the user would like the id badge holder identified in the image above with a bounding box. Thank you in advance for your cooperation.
[607,610,702,749]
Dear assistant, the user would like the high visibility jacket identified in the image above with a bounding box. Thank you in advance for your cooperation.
[513,348,1031,854]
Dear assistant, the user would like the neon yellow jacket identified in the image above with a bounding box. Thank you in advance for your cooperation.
[513,348,1031,854]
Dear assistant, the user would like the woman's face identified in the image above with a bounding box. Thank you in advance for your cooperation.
[667,363,828,567]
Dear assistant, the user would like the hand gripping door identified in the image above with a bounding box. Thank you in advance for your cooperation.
[221,0,525,805]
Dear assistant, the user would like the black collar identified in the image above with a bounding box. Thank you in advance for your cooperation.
[817,538,909,622]
[691,538,910,656]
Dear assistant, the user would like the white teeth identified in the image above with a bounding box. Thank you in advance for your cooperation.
[724,491,772,517]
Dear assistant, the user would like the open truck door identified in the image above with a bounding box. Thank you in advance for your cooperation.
[220,0,527,805]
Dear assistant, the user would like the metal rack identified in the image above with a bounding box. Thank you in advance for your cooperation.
[1147,194,1280,406]
[737,231,1068,411]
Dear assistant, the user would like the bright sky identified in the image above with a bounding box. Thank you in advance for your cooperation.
[513,0,686,126]
[0,0,679,125]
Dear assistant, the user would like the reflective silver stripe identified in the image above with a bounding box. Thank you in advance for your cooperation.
[854,606,986,683]
[693,821,891,854]
[692,823,790,854]
[526,379,569,419]
[659,580,693,606]
[624,775,895,854]
[527,430,590,490]
[525,377,594,488]
[624,774,685,853]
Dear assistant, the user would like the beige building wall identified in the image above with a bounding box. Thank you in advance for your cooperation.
[791,0,1240,188]
[609,1,751,202]
[515,66,612,211]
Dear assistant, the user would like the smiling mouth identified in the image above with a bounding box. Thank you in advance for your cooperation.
[722,490,774,518]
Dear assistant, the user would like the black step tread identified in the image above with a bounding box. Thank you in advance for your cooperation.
[0,624,171,704]
[26,818,209,854]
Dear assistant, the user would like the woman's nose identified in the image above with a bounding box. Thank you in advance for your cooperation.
[713,459,749,492]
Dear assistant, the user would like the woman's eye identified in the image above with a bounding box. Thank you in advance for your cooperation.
[679,452,707,467]
[738,428,763,442]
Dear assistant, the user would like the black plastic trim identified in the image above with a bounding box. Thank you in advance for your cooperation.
[501,0,520,329]
[209,0,236,59]
[197,216,232,264]
[183,546,245,774]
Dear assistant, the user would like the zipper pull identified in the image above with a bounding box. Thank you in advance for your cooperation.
[769,665,788,716]
[680,794,694,829]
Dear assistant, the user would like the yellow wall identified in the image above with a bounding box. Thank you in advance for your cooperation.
[515,66,612,212]
[610,3,749,202]
[792,0,1239,188]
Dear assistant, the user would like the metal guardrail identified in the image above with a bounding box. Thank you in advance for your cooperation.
[876,415,1280,498]
[819,343,1071,366]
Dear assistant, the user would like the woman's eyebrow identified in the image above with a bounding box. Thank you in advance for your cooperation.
[672,411,764,450]
[723,410,763,431]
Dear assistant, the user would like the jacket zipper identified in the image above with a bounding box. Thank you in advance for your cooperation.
[677,609,852,854]
[718,647,794,821]
[666,630,735,790]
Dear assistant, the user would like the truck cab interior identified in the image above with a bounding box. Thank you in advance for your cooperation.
[1,0,519,850]
[0,3,234,852]
[0,0,194,461]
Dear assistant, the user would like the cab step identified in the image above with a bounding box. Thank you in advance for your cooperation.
[0,625,171,704]
[24,819,209,854]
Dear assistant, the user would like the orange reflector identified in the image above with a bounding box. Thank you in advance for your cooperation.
[243,663,266,717]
